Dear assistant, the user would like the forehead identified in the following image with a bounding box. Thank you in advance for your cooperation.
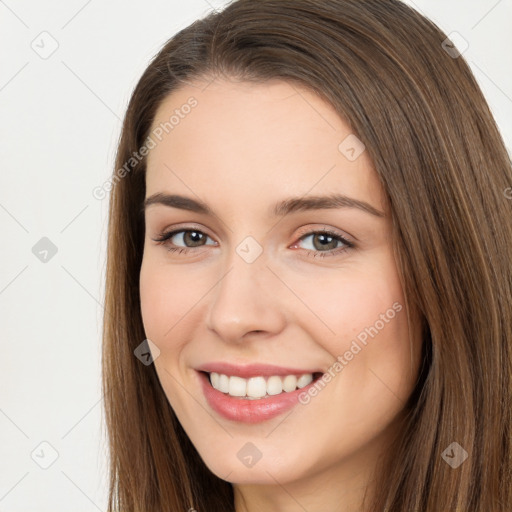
[145,78,385,215]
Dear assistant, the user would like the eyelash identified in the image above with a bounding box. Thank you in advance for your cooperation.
[152,227,355,259]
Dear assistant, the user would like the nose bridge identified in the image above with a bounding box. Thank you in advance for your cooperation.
[205,239,286,342]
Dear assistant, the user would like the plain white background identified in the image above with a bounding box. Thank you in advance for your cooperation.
[0,1,511,510]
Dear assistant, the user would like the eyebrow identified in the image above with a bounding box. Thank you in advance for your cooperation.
[142,192,385,218]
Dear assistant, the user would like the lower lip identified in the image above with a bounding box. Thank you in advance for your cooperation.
[197,371,319,424]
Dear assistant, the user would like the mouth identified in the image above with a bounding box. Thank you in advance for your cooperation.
[200,370,324,400]
[197,370,324,423]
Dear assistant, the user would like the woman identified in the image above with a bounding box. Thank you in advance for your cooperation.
[101,0,512,510]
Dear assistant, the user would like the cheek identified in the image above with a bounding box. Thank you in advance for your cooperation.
[297,255,416,402]
[139,256,198,341]
[139,258,196,410]
[299,256,406,345]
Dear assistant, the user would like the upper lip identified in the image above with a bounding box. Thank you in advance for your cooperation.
[196,362,322,378]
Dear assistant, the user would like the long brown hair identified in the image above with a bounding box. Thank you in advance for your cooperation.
[101,1,512,510]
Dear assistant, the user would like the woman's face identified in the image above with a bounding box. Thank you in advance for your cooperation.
[139,78,422,492]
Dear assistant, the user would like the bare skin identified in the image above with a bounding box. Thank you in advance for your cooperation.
[139,77,423,512]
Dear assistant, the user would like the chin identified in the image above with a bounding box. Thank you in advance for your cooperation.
[200,449,306,485]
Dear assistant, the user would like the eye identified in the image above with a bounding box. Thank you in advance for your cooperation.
[292,228,354,258]
[152,228,216,254]
[152,226,355,258]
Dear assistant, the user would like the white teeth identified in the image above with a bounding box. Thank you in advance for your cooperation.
[228,375,247,396]
[282,375,297,392]
[218,373,229,393]
[210,372,220,389]
[247,377,267,398]
[208,372,315,398]
[266,376,283,395]
[297,374,313,388]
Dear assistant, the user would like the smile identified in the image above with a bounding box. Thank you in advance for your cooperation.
[196,366,324,423]
[208,371,321,399]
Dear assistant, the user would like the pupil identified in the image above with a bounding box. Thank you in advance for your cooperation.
[187,231,203,246]
[315,234,335,250]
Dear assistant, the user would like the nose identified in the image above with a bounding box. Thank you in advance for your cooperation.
[205,250,287,344]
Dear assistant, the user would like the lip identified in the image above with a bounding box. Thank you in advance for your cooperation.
[196,369,323,424]
[196,361,322,378]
